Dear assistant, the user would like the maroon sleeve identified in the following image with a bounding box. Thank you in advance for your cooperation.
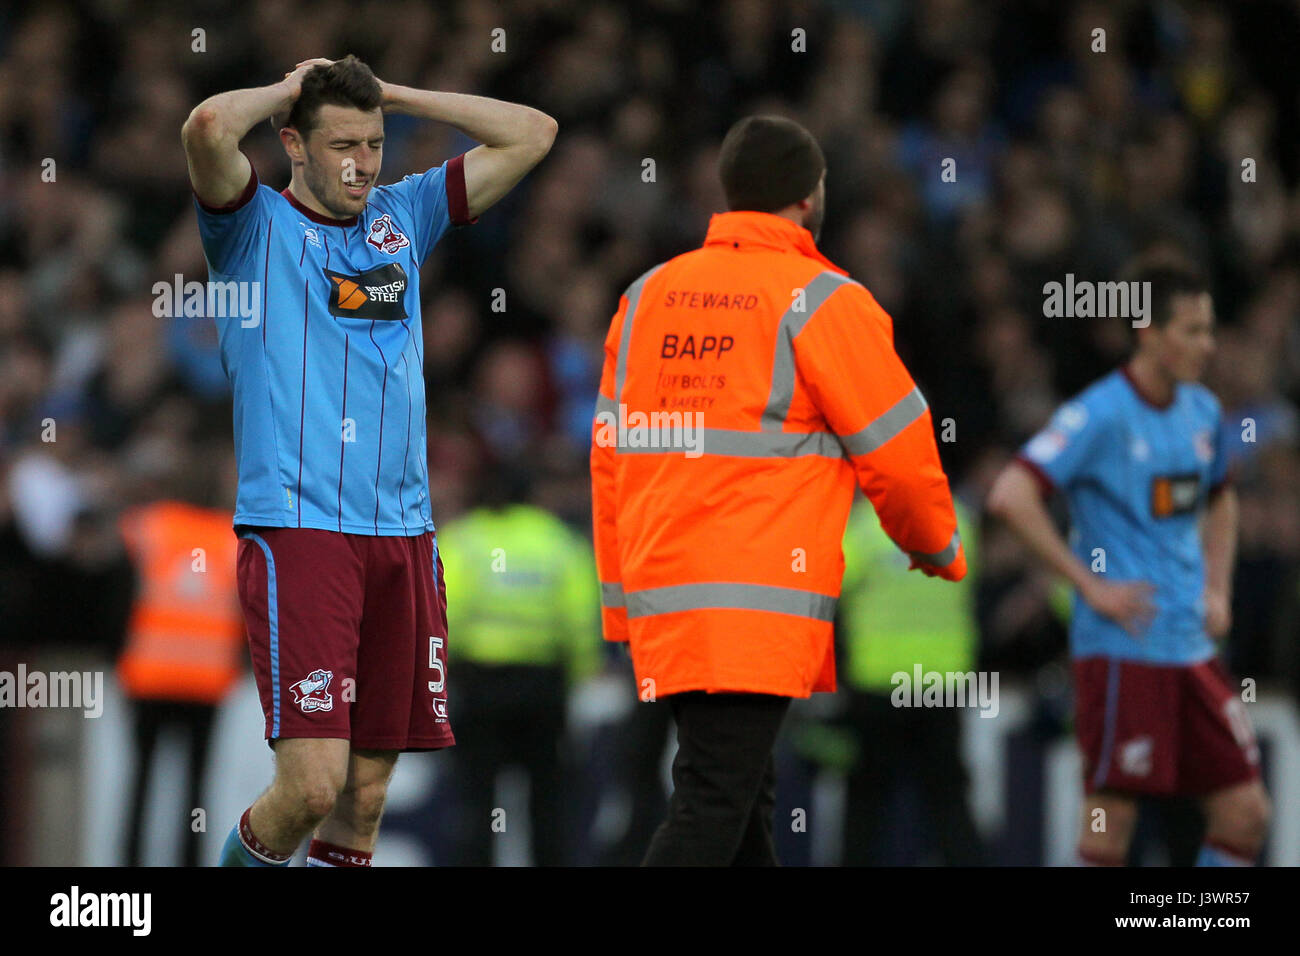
[1208,462,1237,501]
[445,153,478,226]
[193,160,259,214]
[1013,455,1057,499]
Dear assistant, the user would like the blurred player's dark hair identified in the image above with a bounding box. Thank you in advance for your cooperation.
[1120,253,1210,333]
[717,115,825,213]
[286,54,383,136]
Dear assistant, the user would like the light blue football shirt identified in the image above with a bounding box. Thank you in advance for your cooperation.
[194,155,470,535]
[1018,367,1230,664]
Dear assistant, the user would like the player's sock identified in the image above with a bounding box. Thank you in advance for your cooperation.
[218,807,294,867]
[306,839,373,867]
[1076,846,1124,866]
[1196,838,1254,867]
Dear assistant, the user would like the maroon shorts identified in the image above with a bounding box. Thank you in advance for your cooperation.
[235,526,454,751]
[1073,656,1259,797]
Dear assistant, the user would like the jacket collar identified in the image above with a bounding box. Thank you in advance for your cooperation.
[702,211,848,276]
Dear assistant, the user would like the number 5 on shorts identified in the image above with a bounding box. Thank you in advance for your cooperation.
[428,635,445,694]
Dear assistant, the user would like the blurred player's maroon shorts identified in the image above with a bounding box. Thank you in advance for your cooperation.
[1073,656,1259,796]
[235,526,454,751]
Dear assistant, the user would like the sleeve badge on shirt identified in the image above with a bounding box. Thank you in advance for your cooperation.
[1026,429,1069,463]
[1056,401,1088,431]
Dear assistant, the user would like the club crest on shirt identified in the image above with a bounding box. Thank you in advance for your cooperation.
[1194,429,1215,464]
[367,213,410,254]
[290,669,335,713]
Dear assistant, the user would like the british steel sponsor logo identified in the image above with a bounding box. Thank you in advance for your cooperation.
[1151,473,1200,518]
[324,262,408,321]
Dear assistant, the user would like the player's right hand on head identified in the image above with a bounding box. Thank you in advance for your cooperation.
[273,59,335,130]
[281,58,335,97]
[1082,577,1156,637]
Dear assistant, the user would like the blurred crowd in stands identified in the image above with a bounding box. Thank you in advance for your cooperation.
[1,0,1299,863]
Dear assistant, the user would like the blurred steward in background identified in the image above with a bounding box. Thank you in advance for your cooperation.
[116,438,244,867]
[438,465,601,866]
[837,496,985,865]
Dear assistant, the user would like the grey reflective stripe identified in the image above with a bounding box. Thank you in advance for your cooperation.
[595,393,618,417]
[908,530,961,568]
[625,583,837,621]
[762,271,857,430]
[614,264,665,402]
[839,386,929,457]
[601,582,626,608]
[615,427,844,458]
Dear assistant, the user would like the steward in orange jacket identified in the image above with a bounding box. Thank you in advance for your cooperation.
[593,117,967,867]
[591,188,964,708]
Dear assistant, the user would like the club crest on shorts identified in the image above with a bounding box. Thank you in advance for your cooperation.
[290,668,335,713]
[1119,735,1153,777]
[367,213,410,254]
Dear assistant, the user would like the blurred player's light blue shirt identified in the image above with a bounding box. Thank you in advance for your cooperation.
[1018,367,1230,664]
[193,156,468,535]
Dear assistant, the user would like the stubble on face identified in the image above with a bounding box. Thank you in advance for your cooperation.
[298,105,384,219]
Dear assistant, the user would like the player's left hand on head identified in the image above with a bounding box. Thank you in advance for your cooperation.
[287,58,334,76]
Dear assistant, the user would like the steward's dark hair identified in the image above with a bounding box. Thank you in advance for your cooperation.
[718,115,825,213]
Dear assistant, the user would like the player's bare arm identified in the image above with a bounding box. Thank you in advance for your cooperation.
[181,58,333,207]
[987,461,1155,635]
[379,83,558,219]
[1201,485,1238,639]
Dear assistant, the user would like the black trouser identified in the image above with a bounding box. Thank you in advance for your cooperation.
[448,662,568,867]
[642,691,790,867]
[123,698,216,867]
[841,690,985,866]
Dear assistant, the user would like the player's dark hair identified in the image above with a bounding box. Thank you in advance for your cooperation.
[1121,258,1210,330]
[718,115,825,213]
[286,55,383,137]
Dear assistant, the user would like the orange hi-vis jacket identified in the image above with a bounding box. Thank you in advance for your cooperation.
[590,211,966,699]
[115,501,246,705]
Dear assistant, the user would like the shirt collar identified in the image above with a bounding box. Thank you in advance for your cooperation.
[1120,362,1176,410]
[702,211,848,275]
[281,186,359,228]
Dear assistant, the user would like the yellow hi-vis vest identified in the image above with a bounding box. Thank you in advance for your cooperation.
[438,504,601,681]
[840,499,978,693]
